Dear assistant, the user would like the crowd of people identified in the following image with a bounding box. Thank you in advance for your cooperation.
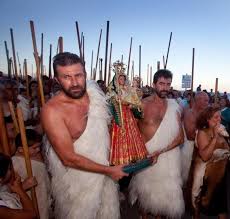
[0,52,230,219]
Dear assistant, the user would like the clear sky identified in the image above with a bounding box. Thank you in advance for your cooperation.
[1,0,230,92]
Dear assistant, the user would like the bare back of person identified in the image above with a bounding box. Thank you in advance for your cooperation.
[138,95,167,143]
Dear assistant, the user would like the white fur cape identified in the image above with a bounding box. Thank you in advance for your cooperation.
[129,99,185,218]
[43,80,120,219]
[180,130,194,184]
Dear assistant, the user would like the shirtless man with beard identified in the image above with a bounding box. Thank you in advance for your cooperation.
[41,52,127,219]
[129,69,184,219]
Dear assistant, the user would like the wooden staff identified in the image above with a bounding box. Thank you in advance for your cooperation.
[8,101,19,134]
[10,58,15,78]
[82,35,85,62]
[190,48,195,108]
[58,36,63,53]
[48,44,52,79]
[93,68,96,80]
[75,21,83,59]
[4,41,11,78]
[131,61,134,82]
[17,52,22,79]
[127,37,132,77]
[95,29,102,78]
[165,32,172,69]
[30,20,45,107]
[16,107,40,218]
[147,64,149,86]
[99,58,103,80]
[40,33,44,77]
[0,101,10,156]
[24,59,30,98]
[90,50,94,80]
[214,78,218,104]
[157,61,160,71]
[80,32,83,50]
[139,45,141,82]
[121,55,123,63]
[107,43,112,86]
[163,56,166,69]
[104,21,110,86]
[10,28,18,81]
[150,66,153,86]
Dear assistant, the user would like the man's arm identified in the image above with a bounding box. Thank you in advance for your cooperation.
[41,106,127,181]
[184,109,196,140]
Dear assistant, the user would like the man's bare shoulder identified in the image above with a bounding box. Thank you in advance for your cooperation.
[41,94,63,121]
[142,95,154,106]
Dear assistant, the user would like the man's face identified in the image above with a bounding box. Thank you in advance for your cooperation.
[56,63,86,99]
[196,93,209,110]
[154,77,172,98]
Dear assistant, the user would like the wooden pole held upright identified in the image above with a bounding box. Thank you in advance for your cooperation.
[214,78,218,104]
[90,50,94,80]
[0,101,10,155]
[10,28,18,81]
[58,36,63,53]
[95,29,102,78]
[127,37,132,77]
[30,20,45,107]
[139,45,141,84]
[16,107,40,218]
[24,59,30,98]
[75,21,83,59]
[8,101,19,134]
[157,61,160,71]
[104,21,110,85]
[49,44,52,79]
[165,32,172,69]
[107,43,112,86]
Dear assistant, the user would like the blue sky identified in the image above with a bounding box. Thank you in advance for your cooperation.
[1,0,230,92]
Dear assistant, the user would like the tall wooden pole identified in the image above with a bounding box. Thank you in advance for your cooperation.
[165,32,172,69]
[150,66,153,86]
[40,33,44,77]
[157,61,160,70]
[127,37,132,77]
[17,52,22,79]
[4,41,11,78]
[30,20,45,107]
[24,59,29,98]
[163,56,166,69]
[107,43,112,86]
[139,45,141,82]
[10,28,18,81]
[147,64,149,86]
[48,44,52,79]
[191,48,195,94]
[75,21,83,59]
[95,29,102,78]
[58,36,63,53]
[8,101,19,135]
[82,35,85,62]
[131,61,134,82]
[0,101,10,156]
[17,107,40,218]
[90,50,94,80]
[99,58,103,80]
[214,78,218,104]
[104,21,110,84]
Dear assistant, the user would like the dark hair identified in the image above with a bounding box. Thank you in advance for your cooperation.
[29,80,38,95]
[196,106,220,130]
[53,52,85,77]
[0,153,11,178]
[4,116,13,124]
[15,129,42,149]
[153,69,173,84]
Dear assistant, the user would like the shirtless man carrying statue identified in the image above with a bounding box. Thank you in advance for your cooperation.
[41,52,127,219]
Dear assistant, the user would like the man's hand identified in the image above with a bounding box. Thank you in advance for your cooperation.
[107,165,129,181]
[22,176,38,191]
[8,173,24,194]
[148,150,161,164]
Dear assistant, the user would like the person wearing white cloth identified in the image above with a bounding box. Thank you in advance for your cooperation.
[129,69,184,219]
[41,52,127,219]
